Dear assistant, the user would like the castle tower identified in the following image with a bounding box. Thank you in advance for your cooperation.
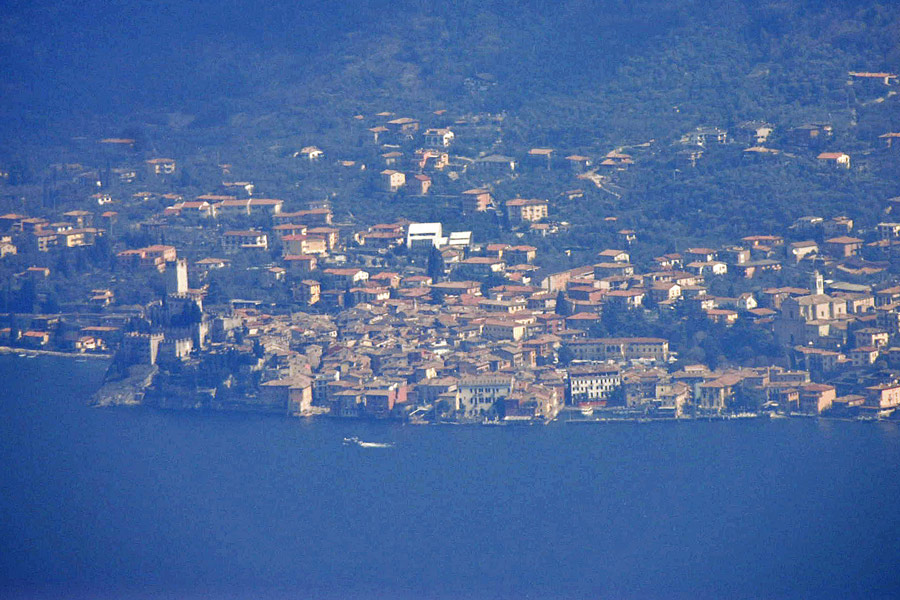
[166,258,189,294]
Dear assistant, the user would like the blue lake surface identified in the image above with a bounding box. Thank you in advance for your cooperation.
[2,355,900,599]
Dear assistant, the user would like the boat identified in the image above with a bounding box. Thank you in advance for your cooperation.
[343,436,394,448]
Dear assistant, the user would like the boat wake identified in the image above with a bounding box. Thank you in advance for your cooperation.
[343,436,395,449]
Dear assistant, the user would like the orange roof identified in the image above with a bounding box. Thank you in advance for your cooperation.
[506,198,547,206]
[848,71,897,78]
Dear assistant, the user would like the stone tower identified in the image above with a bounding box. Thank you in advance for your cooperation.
[811,270,824,296]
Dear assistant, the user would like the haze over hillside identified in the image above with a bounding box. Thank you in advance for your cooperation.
[4,0,898,140]
[2,0,898,248]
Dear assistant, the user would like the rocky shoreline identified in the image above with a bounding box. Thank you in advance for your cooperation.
[92,364,158,407]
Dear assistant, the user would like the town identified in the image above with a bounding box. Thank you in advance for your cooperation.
[1,70,900,425]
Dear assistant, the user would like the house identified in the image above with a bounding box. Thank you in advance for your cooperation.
[566,337,669,363]
[789,241,819,263]
[296,146,323,160]
[146,158,176,176]
[527,148,555,168]
[430,281,481,299]
[247,198,284,215]
[717,246,750,265]
[369,272,402,289]
[455,257,505,279]
[423,128,454,147]
[880,132,900,150]
[481,319,528,342]
[461,189,492,213]
[649,282,682,303]
[260,377,314,414]
[817,152,851,169]
[195,257,231,272]
[412,174,431,195]
[116,244,177,270]
[685,261,727,276]
[699,373,744,413]
[600,151,634,168]
[568,365,621,405]
[213,198,251,217]
[165,200,214,219]
[741,234,784,248]
[849,346,880,367]
[604,289,645,308]
[273,223,308,239]
[222,230,268,252]
[865,383,900,409]
[734,121,773,145]
[63,210,93,228]
[848,71,898,86]
[32,231,58,252]
[787,123,833,145]
[736,293,758,311]
[368,126,387,144]
[854,328,889,349]
[281,234,327,256]
[386,117,420,136]
[506,199,548,224]
[294,279,321,305]
[599,249,630,263]
[21,330,50,348]
[653,254,683,270]
[684,248,717,262]
[413,149,449,171]
[307,227,340,251]
[824,236,864,258]
[458,376,514,417]
[685,126,728,146]
[474,154,517,173]
[283,254,318,273]
[593,262,635,278]
[676,148,703,168]
[824,216,853,236]
[381,150,403,166]
[221,181,255,196]
[565,155,592,171]
[323,268,369,288]
[705,308,738,325]
[381,169,406,192]
[617,230,637,246]
[798,383,836,415]
[505,245,537,264]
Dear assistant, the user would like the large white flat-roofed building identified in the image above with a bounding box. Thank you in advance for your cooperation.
[407,222,444,251]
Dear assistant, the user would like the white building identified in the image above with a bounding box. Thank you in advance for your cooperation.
[568,365,622,404]
[458,376,514,417]
[423,128,455,148]
[407,222,444,251]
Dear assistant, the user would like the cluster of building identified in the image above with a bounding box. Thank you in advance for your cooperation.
[3,87,900,423]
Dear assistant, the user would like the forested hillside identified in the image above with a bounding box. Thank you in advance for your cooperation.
[1,0,898,248]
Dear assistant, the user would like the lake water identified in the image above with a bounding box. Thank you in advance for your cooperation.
[2,355,900,599]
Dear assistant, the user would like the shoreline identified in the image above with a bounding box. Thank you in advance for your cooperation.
[0,346,112,360]
[0,348,891,425]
